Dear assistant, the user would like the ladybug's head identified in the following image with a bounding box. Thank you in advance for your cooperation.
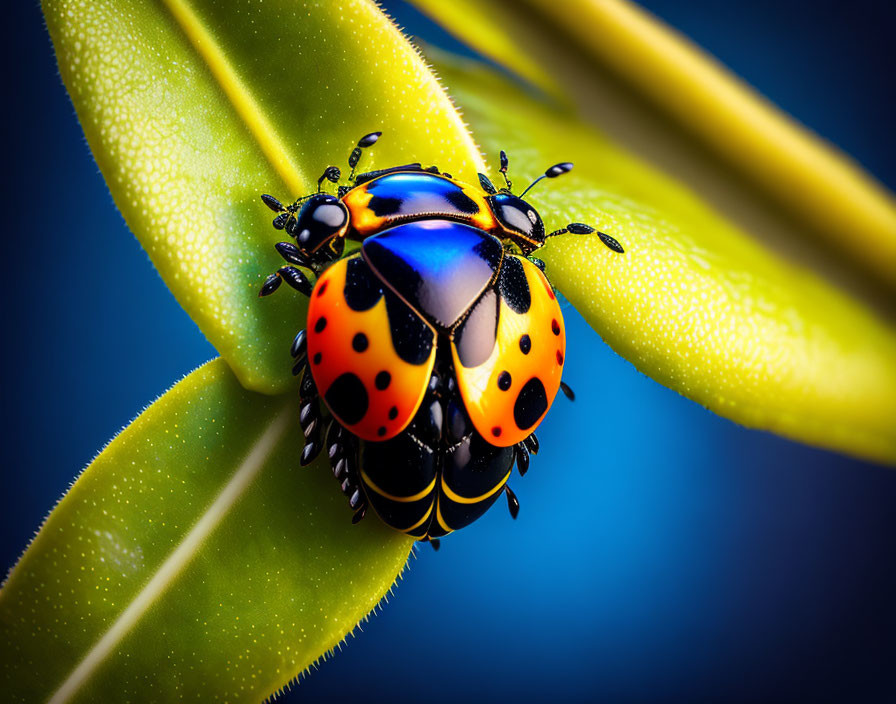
[262,192,349,261]
[486,193,545,255]
[483,159,574,256]
[290,194,349,258]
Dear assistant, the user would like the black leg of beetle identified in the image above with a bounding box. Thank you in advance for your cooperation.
[545,223,625,253]
[258,266,313,298]
[259,272,283,297]
[351,504,367,524]
[291,329,307,360]
[429,538,441,552]
[261,193,302,233]
[347,131,382,184]
[317,165,341,193]
[559,381,576,401]
[342,449,368,524]
[499,150,512,191]
[261,193,286,213]
[324,417,369,523]
[299,370,323,466]
[515,443,530,477]
[291,346,308,377]
[504,485,520,519]
[523,432,539,456]
[275,241,313,269]
[477,173,498,194]
[300,396,322,441]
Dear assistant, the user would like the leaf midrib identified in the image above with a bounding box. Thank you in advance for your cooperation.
[47,405,292,704]
[161,0,308,194]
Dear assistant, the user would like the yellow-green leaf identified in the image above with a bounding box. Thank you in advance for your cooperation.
[0,359,412,702]
[412,0,896,289]
[42,0,485,394]
[433,52,896,464]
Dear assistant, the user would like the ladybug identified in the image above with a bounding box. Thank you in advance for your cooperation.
[259,132,623,548]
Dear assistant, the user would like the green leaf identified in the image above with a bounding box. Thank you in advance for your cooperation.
[412,0,896,289]
[42,0,485,394]
[1,359,413,702]
[432,52,896,464]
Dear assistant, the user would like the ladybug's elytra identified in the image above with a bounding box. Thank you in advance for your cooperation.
[259,132,623,547]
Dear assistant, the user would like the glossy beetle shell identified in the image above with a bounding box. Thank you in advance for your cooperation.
[284,165,572,540]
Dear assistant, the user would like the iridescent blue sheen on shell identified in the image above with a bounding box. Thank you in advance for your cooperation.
[362,220,503,329]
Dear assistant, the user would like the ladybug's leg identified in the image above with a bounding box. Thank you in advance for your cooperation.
[298,366,324,466]
[524,432,540,455]
[258,265,313,298]
[544,223,625,254]
[498,150,513,191]
[559,381,576,401]
[316,165,341,193]
[275,241,313,269]
[290,329,307,376]
[503,484,520,519]
[515,442,530,477]
[325,419,368,524]
[515,433,539,477]
[346,131,382,185]
[477,172,498,195]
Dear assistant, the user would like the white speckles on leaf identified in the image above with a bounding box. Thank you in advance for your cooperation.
[1,360,412,702]
[44,0,484,394]
[436,54,896,464]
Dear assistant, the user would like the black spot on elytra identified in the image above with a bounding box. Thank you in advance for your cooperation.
[314,316,327,333]
[497,256,531,314]
[497,371,512,391]
[513,378,548,430]
[455,289,498,368]
[388,406,399,420]
[384,290,434,365]
[312,352,322,365]
[519,334,531,355]
[552,319,560,336]
[367,195,404,216]
[344,257,383,311]
[377,426,387,437]
[445,188,480,214]
[325,373,368,426]
[375,371,391,390]
[352,333,368,352]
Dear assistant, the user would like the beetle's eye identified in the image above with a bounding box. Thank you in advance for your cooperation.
[497,202,535,232]
[295,194,348,252]
[313,202,347,228]
[489,194,545,245]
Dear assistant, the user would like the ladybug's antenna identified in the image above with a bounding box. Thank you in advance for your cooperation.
[317,166,341,193]
[499,150,512,191]
[347,131,382,184]
[520,162,574,198]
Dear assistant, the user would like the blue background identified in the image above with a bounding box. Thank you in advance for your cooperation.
[5,1,895,701]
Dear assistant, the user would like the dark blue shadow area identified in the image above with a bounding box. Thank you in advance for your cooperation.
[4,2,895,703]
[1,3,216,570]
